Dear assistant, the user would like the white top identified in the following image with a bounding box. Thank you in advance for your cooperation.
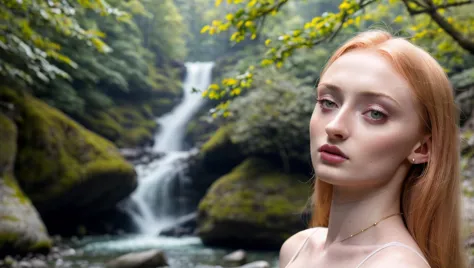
[284,229,430,268]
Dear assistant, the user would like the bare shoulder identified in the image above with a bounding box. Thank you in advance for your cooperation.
[279,227,327,268]
[363,245,430,268]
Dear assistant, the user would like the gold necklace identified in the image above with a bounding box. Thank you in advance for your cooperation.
[339,212,403,243]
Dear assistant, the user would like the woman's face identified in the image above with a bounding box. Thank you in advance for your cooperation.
[310,50,424,187]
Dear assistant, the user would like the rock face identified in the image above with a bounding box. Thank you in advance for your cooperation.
[0,88,137,235]
[0,112,51,257]
[197,158,311,250]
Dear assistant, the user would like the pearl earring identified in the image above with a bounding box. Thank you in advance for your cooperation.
[412,158,415,163]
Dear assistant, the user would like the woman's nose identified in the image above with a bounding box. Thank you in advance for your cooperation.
[325,112,350,140]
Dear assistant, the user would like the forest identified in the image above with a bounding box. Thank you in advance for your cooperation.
[1,0,474,267]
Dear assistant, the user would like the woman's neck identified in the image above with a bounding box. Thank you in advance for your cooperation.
[323,182,405,249]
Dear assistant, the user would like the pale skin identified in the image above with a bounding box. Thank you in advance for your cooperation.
[279,50,431,268]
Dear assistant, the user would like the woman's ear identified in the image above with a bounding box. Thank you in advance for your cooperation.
[408,135,431,164]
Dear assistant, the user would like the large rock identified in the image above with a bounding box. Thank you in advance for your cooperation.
[197,158,311,250]
[0,112,51,257]
[105,249,168,268]
[0,88,137,235]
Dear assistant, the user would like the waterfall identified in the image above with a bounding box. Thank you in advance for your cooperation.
[123,62,214,235]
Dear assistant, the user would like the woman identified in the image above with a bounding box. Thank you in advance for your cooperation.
[280,30,467,268]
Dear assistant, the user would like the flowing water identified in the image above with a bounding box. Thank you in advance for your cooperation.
[123,62,214,235]
[61,234,278,268]
[53,62,279,267]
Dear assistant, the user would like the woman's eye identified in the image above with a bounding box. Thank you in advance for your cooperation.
[367,110,386,120]
[318,99,337,109]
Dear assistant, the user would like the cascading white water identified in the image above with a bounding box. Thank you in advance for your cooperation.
[123,62,214,235]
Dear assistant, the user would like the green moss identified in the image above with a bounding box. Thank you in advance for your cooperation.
[0,113,16,169]
[199,158,311,227]
[0,233,19,248]
[84,158,135,178]
[201,124,234,154]
[81,105,157,148]
[83,112,122,142]
[4,173,29,205]
[28,239,52,252]
[122,128,154,147]
[0,216,19,222]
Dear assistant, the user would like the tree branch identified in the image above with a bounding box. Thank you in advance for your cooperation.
[408,0,473,15]
[429,9,474,54]
[401,0,474,55]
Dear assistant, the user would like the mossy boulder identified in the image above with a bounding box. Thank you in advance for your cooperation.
[197,158,311,250]
[0,88,137,234]
[0,112,51,257]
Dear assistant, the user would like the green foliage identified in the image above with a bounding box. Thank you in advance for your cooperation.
[137,0,187,61]
[1,0,187,138]
[39,0,170,114]
[0,0,131,86]
[226,69,315,163]
[202,0,474,116]
[173,0,238,61]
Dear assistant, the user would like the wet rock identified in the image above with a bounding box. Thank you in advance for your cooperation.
[105,249,168,268]
[29,259,47,268]
[17,261,31,268]
[223,250,247,266]
[4,256,16,266]
[0,112,52,257]
[237,261,270,268]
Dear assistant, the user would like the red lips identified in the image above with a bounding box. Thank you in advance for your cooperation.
[318,144,349,163]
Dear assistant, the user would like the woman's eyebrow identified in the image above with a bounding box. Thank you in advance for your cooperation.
[317,83,401,108]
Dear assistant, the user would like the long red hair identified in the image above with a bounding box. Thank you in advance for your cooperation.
[311,30,467,268]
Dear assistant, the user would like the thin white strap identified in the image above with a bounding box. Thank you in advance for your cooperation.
[284,228,320,268]
[355,241,430,268]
